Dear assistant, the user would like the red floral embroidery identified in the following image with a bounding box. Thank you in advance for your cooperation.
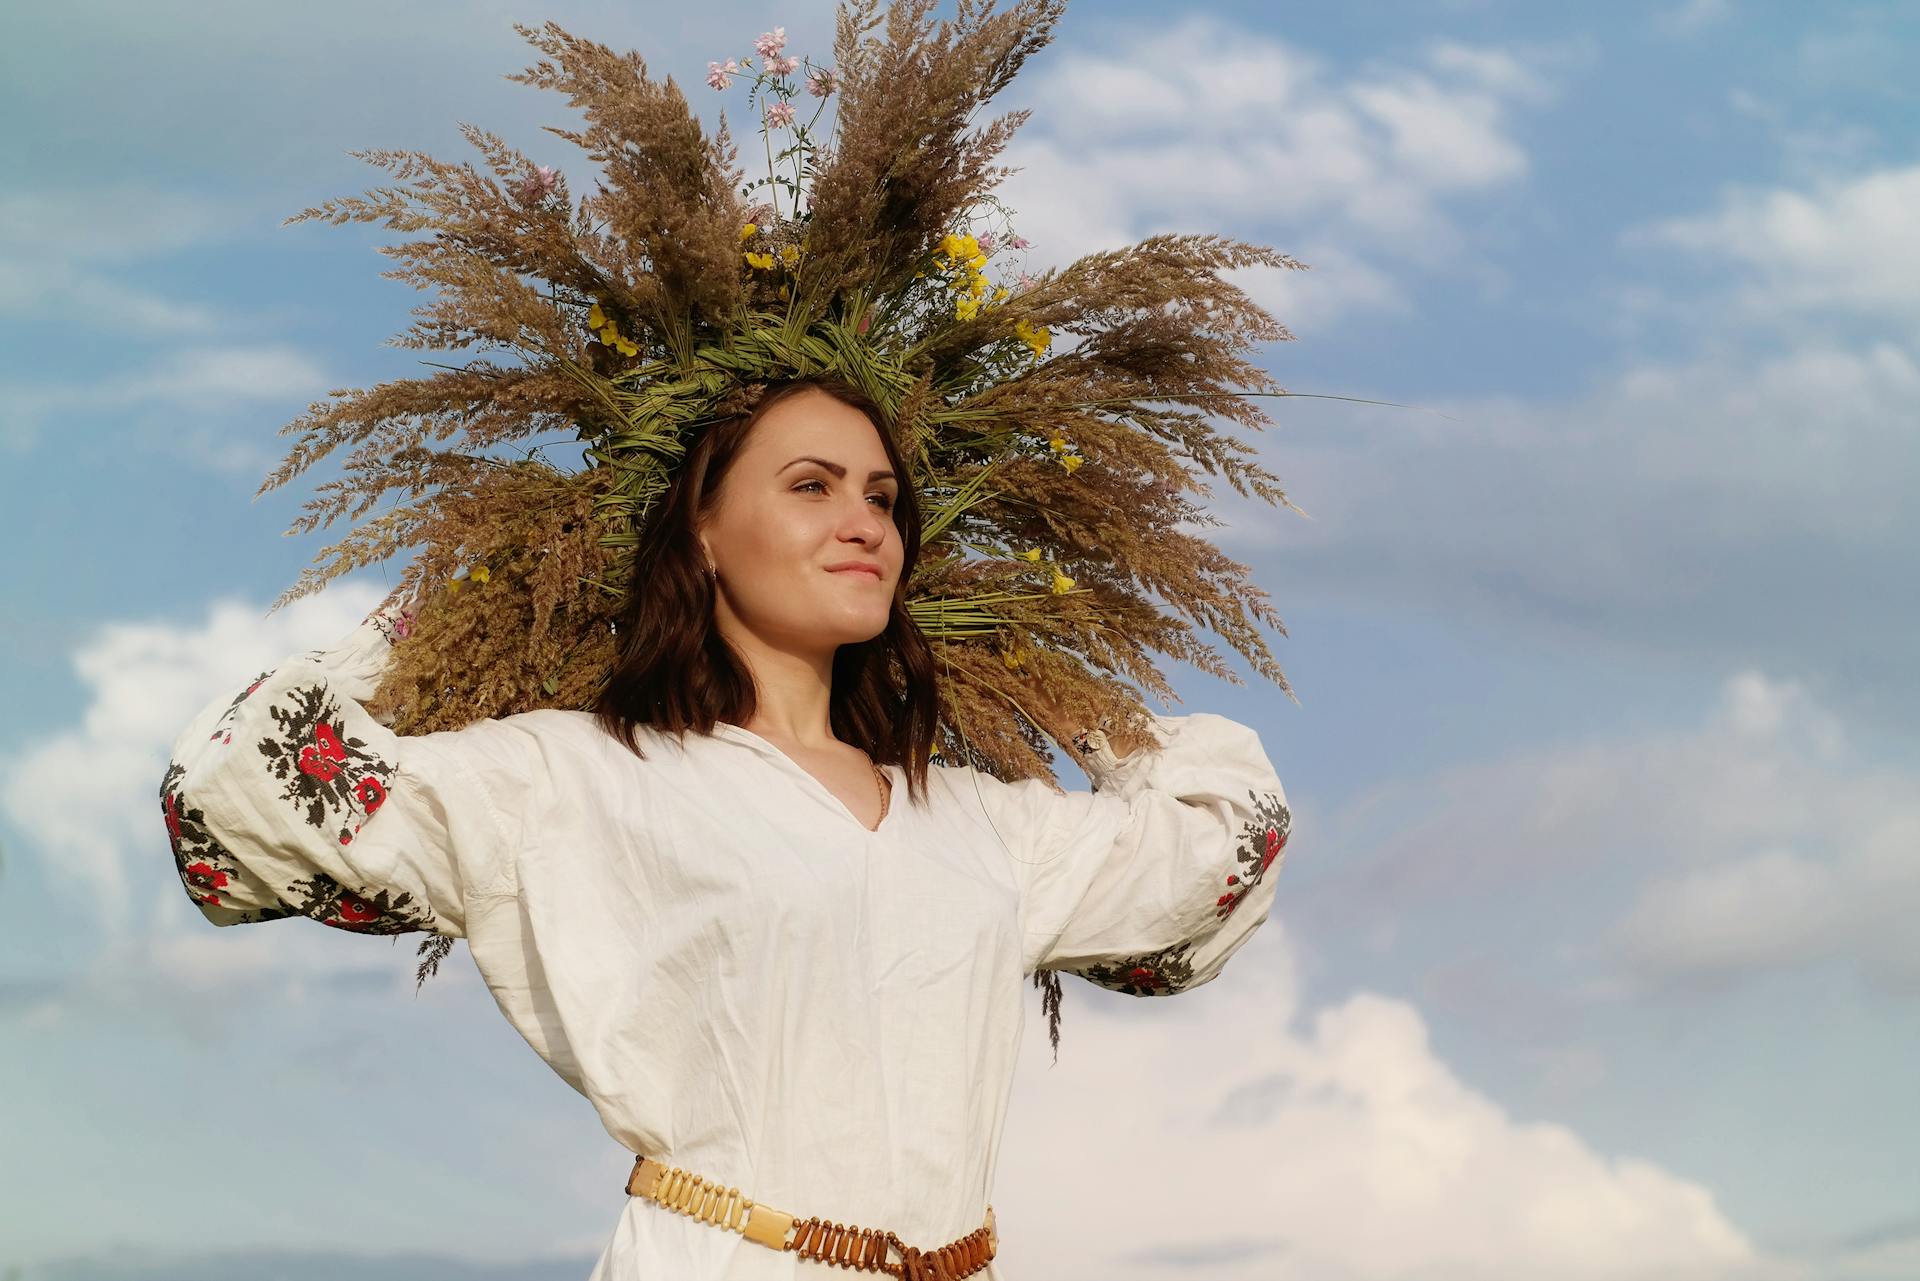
[208,671,272,745]
[1075,789,1291,996]
[161,670,432,937]
[182,860,230,905]
[298,721,349,781]
[159,761,297,925]
[253,679,431,934]
[1214,795,1291,920]
[336,894,379,924]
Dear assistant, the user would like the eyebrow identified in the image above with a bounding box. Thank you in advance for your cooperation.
[779,456,898,484]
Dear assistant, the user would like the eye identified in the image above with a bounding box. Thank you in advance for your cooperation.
[794,478,896,512]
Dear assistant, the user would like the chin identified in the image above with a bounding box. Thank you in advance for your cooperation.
[830,609,893,646]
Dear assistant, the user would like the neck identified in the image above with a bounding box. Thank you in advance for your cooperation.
[719,620,841,750]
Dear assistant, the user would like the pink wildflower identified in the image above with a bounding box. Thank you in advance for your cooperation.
[753,27,787,58]
[515,165,557,204]
[706,58,740,90]
[1016,272,1038,291]
[976,232,995,254]
[806,67,837,97]
[765,100,796,128]
[1011,235,1031,250]
[766,54,800,77]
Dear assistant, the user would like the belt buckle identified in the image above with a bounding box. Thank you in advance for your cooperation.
[744,1203,795,1250]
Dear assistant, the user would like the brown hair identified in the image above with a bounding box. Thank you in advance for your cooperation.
[592,378,940,804]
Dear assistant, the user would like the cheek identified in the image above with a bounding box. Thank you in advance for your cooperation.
[744,506,829,568]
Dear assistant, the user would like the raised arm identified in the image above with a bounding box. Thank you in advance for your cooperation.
[974,713,1292,996]
[159,607,543,940]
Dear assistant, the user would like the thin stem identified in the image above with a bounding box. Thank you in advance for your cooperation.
[760,90,781,222]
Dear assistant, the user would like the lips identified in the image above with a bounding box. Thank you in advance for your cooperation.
[827,564,883,580]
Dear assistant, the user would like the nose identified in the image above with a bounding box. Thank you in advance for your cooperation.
[841,494,889,546]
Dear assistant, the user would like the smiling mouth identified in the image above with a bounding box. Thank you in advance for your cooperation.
[829,567,883,580]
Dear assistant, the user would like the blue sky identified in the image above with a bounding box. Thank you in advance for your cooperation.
[3,1,1917,1277]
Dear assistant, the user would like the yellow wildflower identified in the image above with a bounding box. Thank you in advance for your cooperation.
[1018,548,1043,562]
[1051,571,1075,595]
[587,302,607,329]
[954,295,982,321]
[780,244,801,267]
[992,286,1010,303]
[778,283,790,300]
[612,335,638,357]
[1061,453,1084,474]
[471,565,491,585]
[744,251,775,270]
[740,222,758,241]
[1048,435,1068,453]
[1013,318,1052,358]
[1002,648,1024,670]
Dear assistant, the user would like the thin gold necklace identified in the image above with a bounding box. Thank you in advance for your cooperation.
[870,758,891,824]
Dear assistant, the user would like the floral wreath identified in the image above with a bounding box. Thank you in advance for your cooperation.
[262,0,1314,1040]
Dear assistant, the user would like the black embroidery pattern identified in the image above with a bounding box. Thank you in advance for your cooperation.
[257,682,397,841]
[160,760,296,925]
[163,671,438,936]
[1074,940,1199,997]
[282,869,435,935]
[251,681,434,933]
[206,671,272,746]
[1072,790,1291,997]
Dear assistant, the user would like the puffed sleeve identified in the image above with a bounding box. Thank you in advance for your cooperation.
[975,712,1292,996]
[158,607,544,938]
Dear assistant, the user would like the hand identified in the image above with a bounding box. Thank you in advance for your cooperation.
[1016,685,1152,761]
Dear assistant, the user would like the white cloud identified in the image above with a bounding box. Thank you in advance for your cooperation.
[1,585,384,935]
[1425,41,1556,103]
[124,345,332,406]
[1626,164,1920,328]
[998,927,1770,1280]
[0,584,493,1033]
[1653,0,1735,37]
[1,343,330,456]
[1300,666,1920,1001]
[0,187,237,343]
[1723,88,1879,184]
[1218,327,1920,739]
[0,187,229,263]
[995,18,1546,333]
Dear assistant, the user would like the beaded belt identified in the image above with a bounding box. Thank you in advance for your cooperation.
[626,1153,998,1279]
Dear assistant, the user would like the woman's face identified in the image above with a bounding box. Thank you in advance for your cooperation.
[697,387,905,658]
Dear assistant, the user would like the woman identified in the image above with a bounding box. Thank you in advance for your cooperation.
[161,376,1292,1279]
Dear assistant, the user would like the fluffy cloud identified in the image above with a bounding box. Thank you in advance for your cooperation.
[1298,665,1919,1003]
[1625,164,1920,328]
[1211,324,1920,739]
[993,19,1548,331]
[0,584,422,1027]
[996,927,1768,1281]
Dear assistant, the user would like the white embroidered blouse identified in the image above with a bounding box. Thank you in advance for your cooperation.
[159,609,1293,1280]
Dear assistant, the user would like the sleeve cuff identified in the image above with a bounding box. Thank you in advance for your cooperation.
[1071,720,1166,791]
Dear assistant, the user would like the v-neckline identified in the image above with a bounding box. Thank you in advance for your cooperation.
[715,723,895,835]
